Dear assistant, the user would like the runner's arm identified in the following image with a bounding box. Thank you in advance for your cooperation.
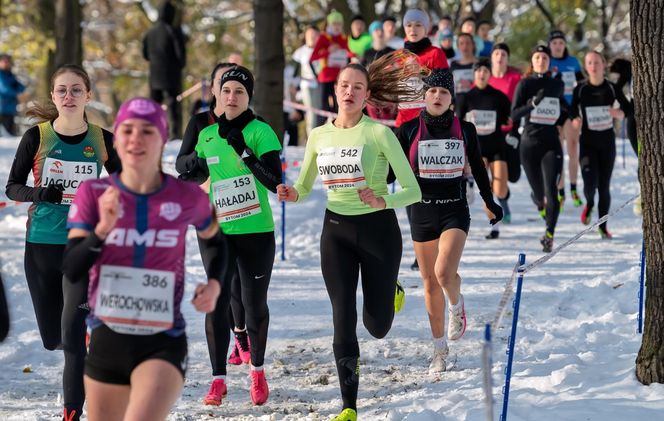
[5,127,49,202]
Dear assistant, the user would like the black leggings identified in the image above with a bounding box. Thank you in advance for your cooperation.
[580,137,615,230]
[520,137,563,235]
[206,232,275,374]
[25,242,87,413]
[320,209,402,410]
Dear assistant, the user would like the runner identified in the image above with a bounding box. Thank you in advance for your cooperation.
[195,65,282,406]
[396,68,502,373]
[570,51,632,238]
[457,60,511,239]
[4,64,120,421]
[277,58,423,421]
[548,30,584,209]
[488,42,522,222]
[62,97,223,421]
[512,45,568,252]
[449,33,478,116]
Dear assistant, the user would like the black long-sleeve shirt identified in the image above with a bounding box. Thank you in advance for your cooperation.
[395,116,493,204]
[570,79,633,142]
[176,111,215,175]
[5,125,120,202]
[511,73,568,142]
[457,85,511,143]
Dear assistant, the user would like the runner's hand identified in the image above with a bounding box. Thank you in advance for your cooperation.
[96,186,120,238]
[192,279,221,313]
[226,128,247,156]
[358,187,386,209]
[532,89,545,106]
[485,199,503,225]
[38,184,64,204]
[277,184,298,202]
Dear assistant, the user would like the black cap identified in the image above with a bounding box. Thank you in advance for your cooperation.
[532,45,551,57]
[492,42,510,56]
[548,30,566,43]
[473,58,491,72]
[460,16,476,25]
[351,15,365,23]
[422,68,455,98]
[383,16,397,23]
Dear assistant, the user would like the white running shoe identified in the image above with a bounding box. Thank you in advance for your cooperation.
[448,294,467,341]
[428,345,450,374]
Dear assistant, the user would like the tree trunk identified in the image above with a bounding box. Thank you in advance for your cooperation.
[632,0,664,385]
[357,0,377,23]
[54,0,83,67]
[253,0,284,143]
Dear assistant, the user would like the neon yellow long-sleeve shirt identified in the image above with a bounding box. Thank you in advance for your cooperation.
[293,115,421,215]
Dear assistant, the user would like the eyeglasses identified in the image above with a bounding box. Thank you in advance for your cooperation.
[53,87,86,98]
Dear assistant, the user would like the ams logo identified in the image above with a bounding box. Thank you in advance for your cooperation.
[105,228,179,247]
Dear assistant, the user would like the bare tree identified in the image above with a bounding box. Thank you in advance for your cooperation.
[253,0,284,142]
[632,0,664,384]
[54,0,83,67]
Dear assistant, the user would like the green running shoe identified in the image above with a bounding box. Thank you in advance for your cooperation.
[571,189,583,207]
[331,408,357,421]
[394,280,405,313]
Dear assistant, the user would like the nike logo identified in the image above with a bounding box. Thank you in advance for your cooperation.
[254,274,265,279]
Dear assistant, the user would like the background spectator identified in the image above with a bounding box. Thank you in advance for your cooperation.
[0,54,26,136]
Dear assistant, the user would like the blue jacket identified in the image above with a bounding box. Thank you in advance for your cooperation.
[0,70,26,115]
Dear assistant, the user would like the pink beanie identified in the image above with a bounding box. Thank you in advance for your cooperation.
[114,97,169,143]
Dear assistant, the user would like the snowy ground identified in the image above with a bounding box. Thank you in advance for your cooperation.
[0,135,661,421]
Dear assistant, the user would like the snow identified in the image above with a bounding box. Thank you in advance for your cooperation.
[1,134,661,420]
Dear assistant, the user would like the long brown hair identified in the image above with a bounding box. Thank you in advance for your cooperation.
[26,64,91,123]
[338,50,431,106]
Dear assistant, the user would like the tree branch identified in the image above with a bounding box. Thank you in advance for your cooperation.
[534,0,556,28]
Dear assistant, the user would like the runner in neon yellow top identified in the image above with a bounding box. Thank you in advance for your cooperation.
[278,60,423,421]
[293,113,420,214]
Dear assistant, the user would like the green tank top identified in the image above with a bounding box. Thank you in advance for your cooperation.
[293,115,421,215]
[195,119,282,235]
[27,122,109,244]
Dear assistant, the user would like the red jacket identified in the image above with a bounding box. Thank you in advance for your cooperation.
[310,33,354,84]
[396,45,449,127]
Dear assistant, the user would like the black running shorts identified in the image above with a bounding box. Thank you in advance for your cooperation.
[85,324,188,385]
[409,201,471,242]
[479,137,507,163]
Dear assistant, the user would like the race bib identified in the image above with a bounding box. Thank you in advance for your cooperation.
[398,77,425,109]
[530,97,560,125]
[453,68,474,94]
[43,158,97,204]
[585,106,613,131]
[212,175,261,222]
[466,110,497,135]
[418,139,465,179]
[95,265,175,335]
[328,49,348,68]
[561,71,576,96]
[317,146,366,190]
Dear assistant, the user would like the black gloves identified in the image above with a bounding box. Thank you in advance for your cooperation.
[178,158,209,184]
[533,89,545,106]
[226,128,248,157]
[484,198,504,225]
[39,184,65,204]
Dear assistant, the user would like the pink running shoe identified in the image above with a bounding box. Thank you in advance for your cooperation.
[234,332,251,364]
[203,378,227,406]
[250,369,269,405]
[228,343,243,365]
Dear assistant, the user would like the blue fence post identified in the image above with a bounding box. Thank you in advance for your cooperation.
[621,120,626,168]
[483,323,494,421]
[638,240,645,334]
[500,253,526,421]
[280,154,286,261]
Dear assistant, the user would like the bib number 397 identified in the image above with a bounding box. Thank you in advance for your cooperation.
[418,139,465,179]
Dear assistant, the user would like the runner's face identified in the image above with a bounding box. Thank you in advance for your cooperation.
[211,66,233,109]
[335,68,369,114]
[383,20,395,38]
[585,53,605,79]
[51,72,90,117]
[404,21,427,42]
[220,80,250,119]
[549,38,566,58]
[477,24,490,39]
[491,49,508,69]
[425,87,452,115]
[474,67,491,87]
[457,35,474,57]
[114,118,163,170]
[532,52,550,74]
[351,20,365,37]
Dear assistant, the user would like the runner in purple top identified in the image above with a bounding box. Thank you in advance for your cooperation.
[62,97,226,421]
